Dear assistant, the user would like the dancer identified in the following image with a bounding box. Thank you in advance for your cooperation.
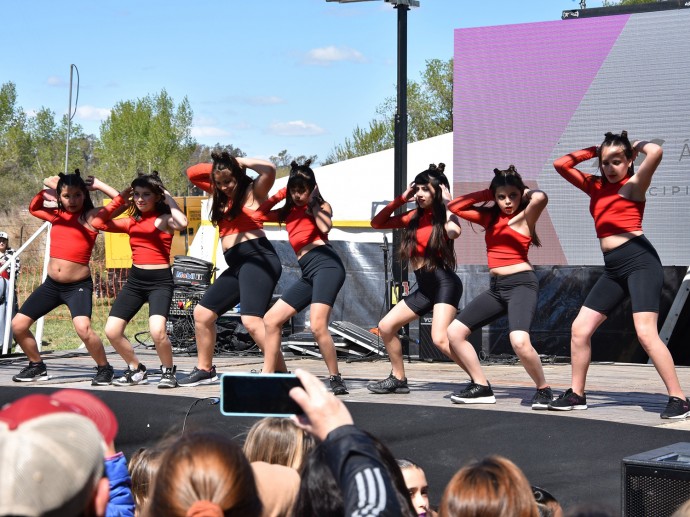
[12,171,119,384]
[91,172,187,388]
[445,166,552,409]
[178,152,282,386]
[367,163,462,394]
[257,160,348,391]
[550,132,688,419]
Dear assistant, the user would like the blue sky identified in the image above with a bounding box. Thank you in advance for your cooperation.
[1,0,603,164]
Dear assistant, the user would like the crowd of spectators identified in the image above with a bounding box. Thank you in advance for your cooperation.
[0,369,628,517]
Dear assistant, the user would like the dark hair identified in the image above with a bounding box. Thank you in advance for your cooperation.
[400,162,456,271]
[56,169,94,214]
[278,160,325,224]
[209,151,252,224]
[145,431,262,517]
[128,171,171,220]
[396,458,421,470]
[293,433,417,517]
[596,130,634,184]
[476,165,542,247]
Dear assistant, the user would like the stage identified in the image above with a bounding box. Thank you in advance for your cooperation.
[2,346,690,514]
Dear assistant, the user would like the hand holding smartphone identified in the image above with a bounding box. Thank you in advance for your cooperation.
[220,373,305,418]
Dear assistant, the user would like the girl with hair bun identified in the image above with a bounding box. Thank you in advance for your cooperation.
[257,160,348,388]
[91,171,188,388]
[550,132,688,418]
[180,152,282,385]
[445,165,552,408]
[367,163,463,394]
[12,170,120,384]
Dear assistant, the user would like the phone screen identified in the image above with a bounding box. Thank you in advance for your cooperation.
[220,373,304,417]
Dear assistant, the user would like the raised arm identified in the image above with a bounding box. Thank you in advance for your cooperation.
[371,185,416,230]
[441,185,462,239]
[186,163,213,194]
[90,188,132,233]
[161,190,188,232]
[28,190,58,223]
[522,189,549,230]
[308,185,333,235]
[447,189,494,227]
[627,140,663,197]
[237,157,276,202]
[86,176,119,200]
[553,147,597,193]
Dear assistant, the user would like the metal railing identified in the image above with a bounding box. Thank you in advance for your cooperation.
[0,222,51,355]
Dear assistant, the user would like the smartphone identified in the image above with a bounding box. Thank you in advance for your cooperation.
[220,372,304,417]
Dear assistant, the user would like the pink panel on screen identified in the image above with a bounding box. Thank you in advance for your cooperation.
[453,15,629,181]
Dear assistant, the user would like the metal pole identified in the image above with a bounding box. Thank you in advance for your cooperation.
[64,64,75,174]
[392,4,409,310]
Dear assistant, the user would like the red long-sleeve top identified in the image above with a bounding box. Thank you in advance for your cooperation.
[29,192,99,265]
[370,196,438,259]
[91,194,172,265]
[553,147,645,238]
[257,188,328,255]
[186,163,264,236]
[449,189,531,269]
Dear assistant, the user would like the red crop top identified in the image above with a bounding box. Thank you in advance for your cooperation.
[91,194,173,265]
[257,188,328,254]
[186,163,264,237]
[449,190,531,269]
[29,191,99,265]
[370,196,436,258]
[553,147,645,238]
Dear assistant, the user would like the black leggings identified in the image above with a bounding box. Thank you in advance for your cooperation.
[199,237,282,317]
[583,235,663,315]
[19,275,94,320]
[456,270,538,333]
[109,267,173,321]
[281,245,346,312]
[404,267,463,316]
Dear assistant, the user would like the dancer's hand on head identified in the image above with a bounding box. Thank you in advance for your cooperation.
[121,186,133,200]
[309,185,321,206]
[42,189,58,203]
[403,183,416,201]
[290,368,354,441]
[440,184,452,204]
[43,176,60,190]
[85,175,98,191]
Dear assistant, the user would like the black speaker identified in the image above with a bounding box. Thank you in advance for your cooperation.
[622,442,690,516]
[419,314,481,362]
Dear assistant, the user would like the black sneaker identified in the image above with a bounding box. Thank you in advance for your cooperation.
[367,372,410,394]
[329,374,349,396]
[92,363,114,386]
[12,361,49,382]
[531,386,553,410]
[450,382,496,404]
[661,396,690,419]
[178,366,218,387]
[158,365,178,389]
[113,363,148,386]
[548,388,587,411]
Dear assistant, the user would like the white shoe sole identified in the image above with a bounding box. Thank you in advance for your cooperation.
[548,404,587,411]
[450,395,496,404]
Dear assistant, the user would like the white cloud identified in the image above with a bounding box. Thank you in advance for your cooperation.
[76,105,111,121]
[47,76,64,87]
[303,46,366,66]
[267,120,326,137]
[246,96,286,106]
[191,126,232,138]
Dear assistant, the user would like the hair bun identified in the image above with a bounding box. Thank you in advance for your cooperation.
[290,161,299,171]
[437,163,446,173]
[73,168,81,177]
[493,168,502,176]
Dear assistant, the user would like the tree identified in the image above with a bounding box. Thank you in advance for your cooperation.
[602,0,663,5]
[324,58,453,164]
[95,89,196,195]
[270,150,319,178]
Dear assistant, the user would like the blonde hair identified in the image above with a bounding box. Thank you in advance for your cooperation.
[440,456,539,517]
[242,417,314,471]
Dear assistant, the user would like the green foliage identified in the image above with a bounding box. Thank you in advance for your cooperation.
[324,58,453,164]
[602,0,663,5]
[270,150,319,178]
[95,89,196,195]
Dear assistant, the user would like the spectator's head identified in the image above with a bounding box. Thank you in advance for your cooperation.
[0,231,8,251]
[243,417,314,471]
[250,461,300,517]
[532,486,563,517]
[397,458,432,516]
[145,431,262,517]
[0,393,110,517]
[439,455,539,517]
[563,503,616,517]
[129,446,165,515]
